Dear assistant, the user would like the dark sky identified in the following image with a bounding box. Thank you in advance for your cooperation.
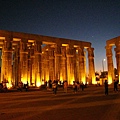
[0,0,120,72]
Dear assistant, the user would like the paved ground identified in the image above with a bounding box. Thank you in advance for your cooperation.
[0,85,120,120]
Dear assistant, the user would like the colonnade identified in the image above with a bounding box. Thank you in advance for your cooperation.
[106,36,120,84]
[0,30,95,88]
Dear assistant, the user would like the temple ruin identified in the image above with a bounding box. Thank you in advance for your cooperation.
[106,36,120,84]
[0,30,95,88]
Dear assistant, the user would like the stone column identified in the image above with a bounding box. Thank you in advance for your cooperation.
[27,45,31,85]
[34,41,42,86]
[2,37,13,87]
[78,47,86,84]
[87,47,95,84]
[66,44,74,85]
[73,48,78,82]
[12,44,20,86]
[49,47,55,81]
[115,41,120,82]
[30,43,35,86]
[1,47,5,83]
[20,39,28,84]
[61,46,67,81]
[105,46,114,84]
[55,44,62,80]
[43,50,49,81]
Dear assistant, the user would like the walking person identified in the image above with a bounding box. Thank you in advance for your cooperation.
[104,80,108,95]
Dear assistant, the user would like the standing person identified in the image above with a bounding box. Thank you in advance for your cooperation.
[64,81,68,93]
[73,81,77,93]
[104,80,108,95]
[73,81,76,93]
[114,80,118,91]
[52,80,57,95]
[77,81,80,91]
[80,82,84,91]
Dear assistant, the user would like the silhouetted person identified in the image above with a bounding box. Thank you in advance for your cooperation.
[64,81,68,93]
[80,82,84,91]
[25,81,29,91]
[77,81,80,91]
[114,80,118,91]
[49,80,52,89]
[52,80,57,95]
[104,80,108,95]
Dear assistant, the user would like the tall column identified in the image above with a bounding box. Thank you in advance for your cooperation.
[73,48,78,81]
[75,48,80,82]
[115,41,120,82]
[87,47,95,84]
[66,44,74,85]
[105,46,114,84]
[27,46,31,85]
[30,43,35,86]
[2,37,13,88]
[49,47,55,81]
[43,50,49,81]
[12,44,20,86]
[20,39,28,84]
[55,44,62,80]
[61,46,67,81]
[1,48,5,83]
[34,41,42,86]
[78,47,86,84]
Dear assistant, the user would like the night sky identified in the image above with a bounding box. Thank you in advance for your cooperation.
[0,0,120,72]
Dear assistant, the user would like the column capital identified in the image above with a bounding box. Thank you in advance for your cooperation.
[20,39,28,53]
[66,44,74,56]
[105,46,113,57]
[55,43,62,55]
[87,47,94,58]
[4,36,13,51]
[114,47,120,55]
[34,40,42,53]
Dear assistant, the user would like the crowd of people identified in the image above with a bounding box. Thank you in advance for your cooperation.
[0,78,119,95]
[46,79,87,95]
[46,79,119,96]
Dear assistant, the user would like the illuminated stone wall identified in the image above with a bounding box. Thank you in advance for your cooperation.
[0,30,95,88]
[105,36,120,84]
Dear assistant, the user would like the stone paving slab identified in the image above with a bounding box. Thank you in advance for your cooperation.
[0,86,120,120]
